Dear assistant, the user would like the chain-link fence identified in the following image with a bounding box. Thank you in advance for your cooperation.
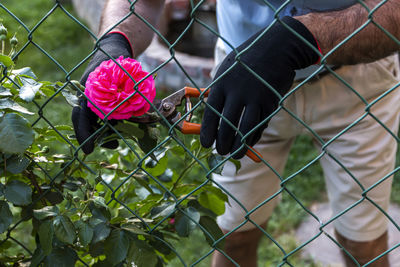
[0,0,400,266]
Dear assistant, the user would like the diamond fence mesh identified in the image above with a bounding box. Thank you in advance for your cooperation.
[0,0,400,266]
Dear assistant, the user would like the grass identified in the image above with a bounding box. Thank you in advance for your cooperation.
[1,0,93,81]
[1,1,400,266]
[0,0,93,155]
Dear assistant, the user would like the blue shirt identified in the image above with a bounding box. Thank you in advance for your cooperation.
[217,0,357,53]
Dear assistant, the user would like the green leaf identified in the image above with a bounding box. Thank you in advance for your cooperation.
[39,128,70,144]
[172,184,198,197]
[60,87,79,107]
[135,186,151,200]
[89,200,111,222]
[198,192,226,216]
[203,185,229,203]
[89,217,104,228]
[175,207,200,237]
[19,76,42,102]
[187,199,216,218]
[170,145,185,155]
[109,216,126,224]
[92,222,111,243]
[53,124,74,131]
[0,200,12,234]
[144,158,157,168]
[92,196,109,209]
[137,125,158,154]
[43,246,77,267]
[115,121,145,139]
[0,113,35,154]
[38,220,53,255]
[199,216,225,249]
[104,229,130,263]
[40,86,57,98]
[33,206,59,220]
[229,158,242,173]
[148,125,161,140]
[0,54,13,68]
[0,98,34,115]
[53,215,76,245]
[207,154,225,174]
[158,168,173,182]
[150,202,176,219]
[121,224,148,236]
[76,220,93,247]
[4,180,32,206]
[146,156,168,177]
[62,182,79,191]
[148,231,172,255]
[44,191,64,205]
[12,67,37,79]
[127,239,158,267]
[5,154,30,174]
[0,86,12,97]
[190,139,201,151]
[0,240,12,251]
[30,247,45,267]
[68,80,85,91]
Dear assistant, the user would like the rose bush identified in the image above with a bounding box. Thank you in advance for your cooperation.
[0,25,230,266]
[85,56,156,120]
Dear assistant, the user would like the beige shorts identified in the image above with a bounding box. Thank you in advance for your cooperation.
[212,39,400,241]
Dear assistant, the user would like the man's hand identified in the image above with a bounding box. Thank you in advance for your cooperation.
[200,17,320,159]
[71,32,132,154]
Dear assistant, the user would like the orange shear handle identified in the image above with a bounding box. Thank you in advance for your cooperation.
[181,121,262,163]
[184,86,209,98]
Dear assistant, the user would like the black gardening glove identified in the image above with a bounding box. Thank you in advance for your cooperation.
[71,33,132,154]
[200,16,320,159]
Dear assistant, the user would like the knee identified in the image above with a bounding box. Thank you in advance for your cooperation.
[222,225,265,252]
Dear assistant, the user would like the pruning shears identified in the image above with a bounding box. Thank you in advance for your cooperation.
[129,86,262,163]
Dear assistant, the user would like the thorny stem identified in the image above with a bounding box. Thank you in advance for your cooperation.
[67,154,88,177]
[169,153,209,197]
[80,202,90,219]
[146,151,210,217]
[8,47,14,57]
[80,174,96,219]
[27,170,47,206]
[170,147,209,193]
[141,149,206,217]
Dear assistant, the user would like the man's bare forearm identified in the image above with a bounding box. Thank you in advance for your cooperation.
[297,0,400,65]
[99,0,165,57]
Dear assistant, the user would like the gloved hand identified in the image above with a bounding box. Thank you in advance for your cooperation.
[200,16,320,159]
[72,32,132,154]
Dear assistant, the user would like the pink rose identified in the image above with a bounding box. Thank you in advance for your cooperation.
[85,56,156,120]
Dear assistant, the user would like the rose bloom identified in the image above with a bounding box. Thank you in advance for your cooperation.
[85,56,156,120]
